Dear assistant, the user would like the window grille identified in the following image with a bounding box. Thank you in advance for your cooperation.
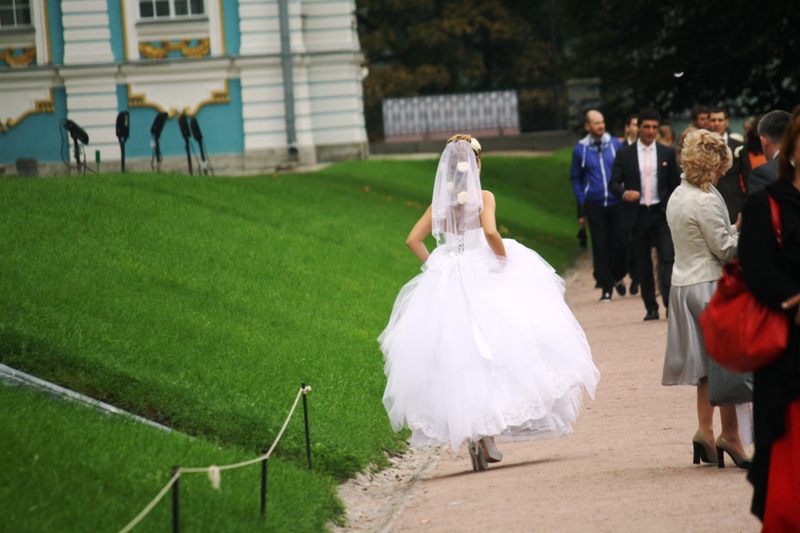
[0,0,31,27]
[139,0,204,19]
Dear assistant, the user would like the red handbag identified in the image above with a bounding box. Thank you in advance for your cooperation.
[699,196,790,373]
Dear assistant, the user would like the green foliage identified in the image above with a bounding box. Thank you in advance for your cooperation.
[0,153,580,528]
[356,0,558,139]
[560,0,800,123]
[357,0,798,135]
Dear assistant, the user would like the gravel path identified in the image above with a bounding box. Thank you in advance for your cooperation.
[336,253,761,532]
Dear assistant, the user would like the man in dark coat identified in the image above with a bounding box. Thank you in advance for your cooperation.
[609,108,681,321]
[709,107,751,220]
[748,110,792,196]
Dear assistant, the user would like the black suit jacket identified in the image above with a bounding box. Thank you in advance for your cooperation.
[747,158,778,197]
[715,137,751,220]
[609,142,681,213]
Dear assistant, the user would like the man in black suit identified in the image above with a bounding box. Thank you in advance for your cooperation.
[748,110,792,196]
[708,107,751,220]
[609,108,681,320]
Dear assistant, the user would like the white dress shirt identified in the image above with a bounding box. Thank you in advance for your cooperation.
[667,177,739,287]
[637,139,660,205]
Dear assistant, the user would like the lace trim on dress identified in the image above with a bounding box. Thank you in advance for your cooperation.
[403,370,584,446]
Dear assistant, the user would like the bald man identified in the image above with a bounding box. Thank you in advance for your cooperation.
[570,110,627,302]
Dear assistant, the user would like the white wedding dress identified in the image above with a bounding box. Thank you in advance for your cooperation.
[378,141,600,450]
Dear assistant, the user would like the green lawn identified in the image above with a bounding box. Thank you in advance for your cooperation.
[0,385,338,532]
[0,151,580,529]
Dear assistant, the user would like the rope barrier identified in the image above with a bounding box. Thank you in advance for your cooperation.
[117,385,312,533]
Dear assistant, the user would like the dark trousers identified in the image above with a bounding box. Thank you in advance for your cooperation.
[633,204,674,312]
[622,202,640,284]
[585,201,628,292]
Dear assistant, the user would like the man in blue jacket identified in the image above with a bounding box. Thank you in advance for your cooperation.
[570,110,626,302]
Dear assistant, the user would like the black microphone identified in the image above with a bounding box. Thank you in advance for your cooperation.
[150,112,168,139]
[64,119,89,144]
[150,112,168,165]
[178,113,191,140]
[116,111,129,141]
[116,111,130,172]
[190,117,203,143]
[178,112,193,175]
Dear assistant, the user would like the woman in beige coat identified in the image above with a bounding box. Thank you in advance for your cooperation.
[663,129,749,468]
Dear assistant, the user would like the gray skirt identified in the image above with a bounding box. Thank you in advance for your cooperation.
[662,280,717,386]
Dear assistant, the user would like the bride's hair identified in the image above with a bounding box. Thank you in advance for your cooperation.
[447,134,482,169]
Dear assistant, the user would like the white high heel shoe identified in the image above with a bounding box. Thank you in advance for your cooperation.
[480,437,503,463]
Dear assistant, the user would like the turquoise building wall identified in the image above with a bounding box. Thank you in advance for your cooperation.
[114,82,244,160]
[0,89,67,164]
[47,0,64,65]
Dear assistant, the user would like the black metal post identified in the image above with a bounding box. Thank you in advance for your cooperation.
[198,143,208,175]
[71,134,82,171]
[183,138,193,175]
[301,383,312,470]
[120,141,126,172]
[260,449,268,517]
[172,466,180,533]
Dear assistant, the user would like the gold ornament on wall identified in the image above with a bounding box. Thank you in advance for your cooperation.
[3,46,36,68]
[1,89,54,132]
[138,39,210,60]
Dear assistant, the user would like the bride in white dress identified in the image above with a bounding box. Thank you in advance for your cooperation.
[379,135,600,471]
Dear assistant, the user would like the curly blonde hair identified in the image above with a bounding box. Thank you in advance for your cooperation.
[679,129,732,192]
[447,134,481,169]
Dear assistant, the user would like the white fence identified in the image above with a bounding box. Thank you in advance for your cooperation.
[382,91,520,142]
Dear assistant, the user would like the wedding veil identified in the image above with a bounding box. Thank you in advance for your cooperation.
[431,140,484,247]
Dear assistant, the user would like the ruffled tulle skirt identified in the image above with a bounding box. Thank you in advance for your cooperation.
[378,238,600,450]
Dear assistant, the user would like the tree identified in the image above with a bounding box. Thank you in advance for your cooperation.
[560,0,800,126]
[356,0,556,140]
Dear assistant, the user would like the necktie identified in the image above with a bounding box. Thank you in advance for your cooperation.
[644,145,653,206]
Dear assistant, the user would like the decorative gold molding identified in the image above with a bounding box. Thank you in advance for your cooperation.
[3,46,37,68]
[120,0,129,60]
[217,0,226,55]
[126,79,230,119]
[1,88,55,132]
[185,79,230,116]
[127,84,173,116]
[42,0,52,63]
[138,38,210,60]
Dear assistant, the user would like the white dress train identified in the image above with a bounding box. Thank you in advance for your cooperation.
[379,229,600,450]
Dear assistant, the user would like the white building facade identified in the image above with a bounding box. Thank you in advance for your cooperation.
[0,0,368,174]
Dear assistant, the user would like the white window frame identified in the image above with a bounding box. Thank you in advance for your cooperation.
[0,0,50,66]
[0,0,31,28]
[123,0,223,60]
[137,0,205,20]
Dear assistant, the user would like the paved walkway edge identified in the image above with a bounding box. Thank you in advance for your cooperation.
[0,363,172,433]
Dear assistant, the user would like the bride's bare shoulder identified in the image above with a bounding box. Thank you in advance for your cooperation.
[481,190,495,201]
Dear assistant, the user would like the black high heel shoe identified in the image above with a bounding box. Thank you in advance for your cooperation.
[692,431,718,465]
[716,436,751,469]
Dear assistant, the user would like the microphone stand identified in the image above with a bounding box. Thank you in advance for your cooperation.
[71,132,82,172]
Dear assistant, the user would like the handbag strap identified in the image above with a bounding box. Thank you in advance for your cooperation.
[768,195,782,248]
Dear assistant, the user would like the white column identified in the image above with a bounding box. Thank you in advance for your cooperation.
[63,67,119,162]
[61,0,114,65]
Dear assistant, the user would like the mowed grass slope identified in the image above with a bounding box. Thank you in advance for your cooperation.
[0,385,337,532]
[0,151,579,528]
